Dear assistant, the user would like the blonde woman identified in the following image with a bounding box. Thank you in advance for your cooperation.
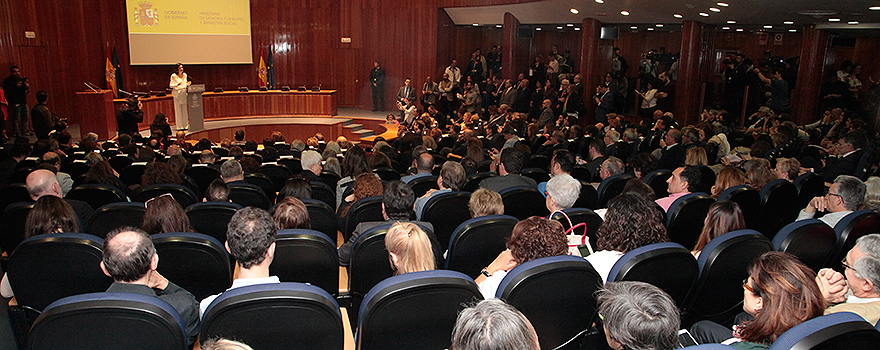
[385,222,435,275]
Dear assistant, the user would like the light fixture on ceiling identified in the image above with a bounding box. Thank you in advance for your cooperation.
[567,23,574,26]
[763,25,772,28]
[595,0,604,3]
[727,20,736,24]
[849,21,859,25]
[783,21,794,25]
[673,13,683,18]
[717,2,729,6]
[656,23,664,27]
[621,11,630,16]
[472,23,479,26]
[789,29,797,32]
[828,18,841,22]
[631,26,638,29]
[699,12,709,17]
[709,7,721,12]
[496,25,502,28]
[536,27,542,31]
[557,26,563,29]
[871,6,880,11]
[736,28,743,32]
[570,8,579,14]
[648,28,655,31]
[722,26,730,30]
[575,28,581,31]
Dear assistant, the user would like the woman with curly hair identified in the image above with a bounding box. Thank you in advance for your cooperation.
[337,172,384,219]
[141,162,182,187]
[476,216,568,299]
[691,252,825,349]
[588,193,669,282]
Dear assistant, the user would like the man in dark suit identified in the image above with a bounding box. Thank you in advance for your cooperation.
[370,60,385,111]
[26,169,94,223]
[116,96,144,138]
[585,139,608,182]
[479,148,536,192]
[593,84,614,124]
[397,78,416,104]
[657,129,686,171]
[808,132,867,182]
[535,99,555,131]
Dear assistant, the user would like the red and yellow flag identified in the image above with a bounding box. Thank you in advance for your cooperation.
[258,48,268,87]
[105,48,118,98]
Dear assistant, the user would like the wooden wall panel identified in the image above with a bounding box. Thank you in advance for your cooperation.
[609,30,683,79]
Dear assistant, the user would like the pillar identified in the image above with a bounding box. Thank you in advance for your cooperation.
[792,25,828,125]
[579,18,602,124]
[676,20,714,126]
[501,13,520,81]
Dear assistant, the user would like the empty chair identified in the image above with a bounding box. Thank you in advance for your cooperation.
[183,165,221,200]
[683,230,772,326]
[832,210,880,271]
[794,172,825,211]
[607,242,698,307]
[228,184,271,209]
[521,168,551,184]
[270,229,339,296]
[152,232,232,301]
[496,255,604,350]
[244,173,276,199]
[259,163,293,192]
[301,199,338,240]
[445,215,518,278]
[408,175,439,198]
[373,167,400,181]
[277,157,303,174]
[357,270,482,350]
[665,192,714,248]
[717,185,761,227]
[0,202,33,254]
[768,312,880,350]
[596,173,635,208]
[462,172,496,192]
[573,179,599,209]
[65,184,129,210]
[421,191,472,252]
[343,196,384,241]
[549,208,603,249]
[643,169,673,199]
[0,183,31,212]
[310,181,337,209]
[772,219,837,271]
[753,179,800,239]
[185,201,242,243]
[136,184,198,208]
[500,186,548,220]
[86,202,146,238]
[119,163,147,187]
[28,292,188,350]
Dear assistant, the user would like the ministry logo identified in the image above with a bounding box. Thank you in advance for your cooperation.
[134,1,159,27]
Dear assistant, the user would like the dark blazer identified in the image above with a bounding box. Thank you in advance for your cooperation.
[657,144,686,171]
[479,174,537,193]
[816,149,865,182]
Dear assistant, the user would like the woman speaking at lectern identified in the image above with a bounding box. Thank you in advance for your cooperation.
[169,63,191,131]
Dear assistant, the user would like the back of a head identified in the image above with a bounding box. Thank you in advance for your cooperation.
[384,222,435,275]
[102,227,155,282]
[25,195,80,238]
[621,178,656,201]
[440,161,466,191]
[598,281,680,350]
[301,150,322,170]
[546,174,581,210]
[206,178,230,202]
[416,152,435,172]
[552,149,575,174]
[342,146,369,178]
[383,180,416,220]
[604,156,625,177]
[500,148,526,174]
[227,207,276,268]
[451,299,540,350]
[694,200,745,253]
[200,149,216,163]
[468,188,504,217]
[507,217,567,263]
[143,195,189,235]
[854,234,880,290]
[277,175,312,201]
[835,175,867,211]
[26,169,60,200]
[273,196,310,230]
[221,159,243,180]
[679,166,702,193]
[201,338,254,350]
[597,194,668,253]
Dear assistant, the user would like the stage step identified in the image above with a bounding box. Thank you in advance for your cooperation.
[354,129,374,138]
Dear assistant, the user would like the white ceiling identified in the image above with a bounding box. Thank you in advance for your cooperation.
[444,0,880,33]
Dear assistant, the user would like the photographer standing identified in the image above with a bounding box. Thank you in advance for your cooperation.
[3,66,29,136]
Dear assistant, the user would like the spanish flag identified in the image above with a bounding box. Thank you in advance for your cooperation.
[105,48,118,98]
[258,48,268,88]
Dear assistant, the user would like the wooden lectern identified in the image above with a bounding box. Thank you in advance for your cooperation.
[75,90,117,140]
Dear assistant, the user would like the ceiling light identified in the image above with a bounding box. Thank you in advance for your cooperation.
[717,2,729,6]
[574,28,581,31]
[673,13,683,18]
[595,0,604,3]
[535,27,542,31]
[727,20,736,24]
[871,7,880,11]
[631,26,638,29]
[472,23,479,26]
[620,11,630,16]
[648,28,655,31]
[736,28,743,32]
[783,21,794,25]
[557,26,563,29]
[763,25,772,28]
[828,18,840,22]
[699,12,709,17]
[849,21,859,25]
[570,8,579,14]
[709,7,721,12]
[789,29,797,32]
[567,23,574,26]
[496,25,502,28]
[722,26,730,30]
[656,24,664,27]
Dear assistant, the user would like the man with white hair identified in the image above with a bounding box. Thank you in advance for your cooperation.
[545,173,581,214]
[26,169,93,223]
[817,234,880,324]
[591,156,625,190]
[300,150,323,184]
[797,175,866,228]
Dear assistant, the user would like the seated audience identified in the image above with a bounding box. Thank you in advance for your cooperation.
[598,281,680,350]
[205,178,230,202]
[468,188,504,217]
[300,150,323,184]
[655,166,700,212]
[142,194,191,235]
[816,234,880,324]
[451,299,540,350]
[337,172,384,219]
[141,162,182,187]
[711,166,748,199]
[401,152,435,183]
[797,175,866,227]
[201,338,254,350]
[685,146,708,166]
[101,227,200,345]
[863,176,880,210]
[537,149,575,196]
[272,196,310,230]
[336,146,370,209]
[385,222,435,275]
[479,148,536,192]
[276,175,312,203]
[743,158,775,191]
[691,200,746,257]
[415,161,466,220]
[545,173,581,214]
[589,193,668,282]
[26,169,94,223]
[774,157,800,182]
[476,217,567,299]
[805,131,866,182]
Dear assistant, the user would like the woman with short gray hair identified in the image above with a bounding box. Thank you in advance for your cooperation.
[451,299,539,350]
[598,281,680,350]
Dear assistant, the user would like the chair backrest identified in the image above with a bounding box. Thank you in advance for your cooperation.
[61,161,91,180]
[373,167,401,181]
[754,179,800,239]
[28,292,187,350]
[833,210,880,271]
[184,201,242,243]
[643,169,673,199]
[683,230,772,326]
[119,163,147,187]
[244,173,276,199]
[7,233,113,311]
[717,185,761,228]
[521,168,551,184]
[596,173,636,208]
[278,157,303,174]
[301,199,338,240]
[768,312,880,350]
[574,179,599,209]
[152,232,232,301]
[201,283,343,350]
[794,172,825,211]
[772,219,837,271]
[348,223,441,298]
[682,345,737,350]
[497,255,604,350]
[570,165,592,182]
[0,202,33,254]
[183,165,221,200]
[445,215,518,278]
[319,170,341,188]
[357,270,482,350]
[0,183,31,212]
[310,181,337,209]
[343,196,384,241]
[228,184,271,209]
[695,166,716,194]
[108,156,133,173]
[259,164,293,192]
[666,192,714,248]
[86,202,146,238]
[462,171,496,192]
[500,186,549,220]
[549,208,604,249]
[607,242,698,307]
[136,184,198,208]
[408,175,439,198]
[66,184,129,210]
[529,154,551,170]
[270,229,339,296]
[422,191,473,252]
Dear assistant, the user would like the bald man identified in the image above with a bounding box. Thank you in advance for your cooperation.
[26,169,94,223]
[401,152,435,183]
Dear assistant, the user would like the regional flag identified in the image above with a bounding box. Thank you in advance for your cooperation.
[258,48,268,88]
[105,48,118,98]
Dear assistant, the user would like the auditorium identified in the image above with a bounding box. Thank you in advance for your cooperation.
[1,0,880,349]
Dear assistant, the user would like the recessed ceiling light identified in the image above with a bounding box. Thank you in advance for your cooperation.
[789,29,797,32]
[472,23,479,26]
[673,13,683,18]
[595,0,604,3]
[699,12,709,17]
[722,26,730,30]
[648,28,655,31]
[727,20,736,24]
[736,28,744,32]
[656,24,664,27]
[709,7,721,12]
[829,18,841,22]
[535,27,542,31]
[557,26,563,29]
[849,21,859,25]
[783,21,794,25]
[717,2,729,7]
[763,25,772,28]
[574,28,581,31]
[570,8,579,14]
[496,25,502,28]
[631,26,638,29]
[621,11,630,16]
[567,23,574,26]
[871,6,880,11]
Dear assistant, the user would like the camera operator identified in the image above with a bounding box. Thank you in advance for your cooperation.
[3,66,29,137]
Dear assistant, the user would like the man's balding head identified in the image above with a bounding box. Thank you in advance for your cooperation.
[416,152,434,173]
[101,227,156,282]
[26,169,61,200]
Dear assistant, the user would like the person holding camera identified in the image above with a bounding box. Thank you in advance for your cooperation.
[117,96,144,137]
[3,65,29,136]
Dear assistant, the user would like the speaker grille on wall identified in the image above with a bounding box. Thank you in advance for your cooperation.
[517,27,534,38]
[600,27,619,40]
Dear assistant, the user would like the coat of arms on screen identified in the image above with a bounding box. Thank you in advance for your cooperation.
[134,2,159,27]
